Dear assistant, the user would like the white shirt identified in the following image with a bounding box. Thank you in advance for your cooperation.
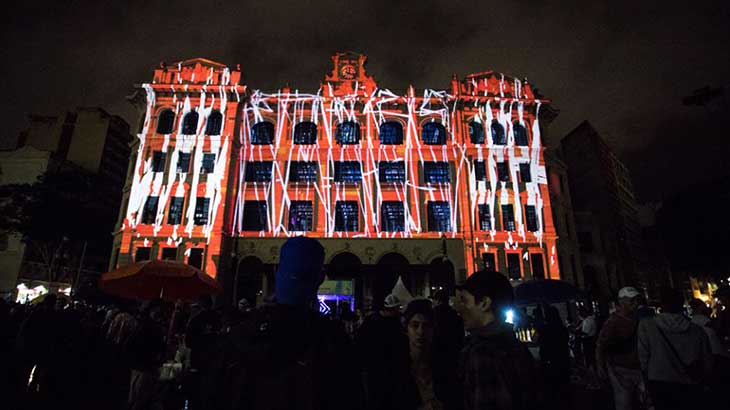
[581,315,597,337]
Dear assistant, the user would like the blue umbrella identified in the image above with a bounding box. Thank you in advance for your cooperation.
[514,279,583,306]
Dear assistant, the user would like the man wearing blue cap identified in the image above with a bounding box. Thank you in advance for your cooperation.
[223,236,361,410]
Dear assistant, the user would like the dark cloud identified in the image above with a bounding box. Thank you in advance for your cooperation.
[2,0,729,200]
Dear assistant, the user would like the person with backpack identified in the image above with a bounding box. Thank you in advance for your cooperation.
[453,270,541,410]
[219,236,361,410]
[595,287,649,410]
[638,288,713,410]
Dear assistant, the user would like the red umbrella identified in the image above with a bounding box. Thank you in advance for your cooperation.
[100,260,222,301]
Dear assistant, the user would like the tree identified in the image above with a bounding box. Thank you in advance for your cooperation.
[0,167,116,283]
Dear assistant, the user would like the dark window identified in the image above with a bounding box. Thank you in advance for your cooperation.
[334,161,362,183]
[241,201,268,231]
[168,197,184,225]
[156,110,175,134]
[469,121,485,144]
[497,162,510,182]
[294,121,317,144]
[531,253,545,279]
[564,214,572,239]
[578,232,594,252]
[422,122,447,145]
[177,153,191,173]
[501,205,515,231]
[381,201,405,232]
[514,122,529,146]
[478,204,492,231]
[194,198,210,225]
[206,111,223,135]
[162,248,177,261]
[188,249,203,269]
[491,120,506,145]
[288,201,313,231]
[251,121,275,144]
[182,112,199,134]
[289,161,318,182]
[142,196,159,224]
[135,247,151,261]
[507,253,521,279]
[335,201,359,232]
[335,121,361,144]
[474,160,487,181]
[201,153,216,174]
[152,151,166,172]
[482,253,496,271]
[427,201,451,232]
[525,205,539,232]
[244,161,273,182]
[519,163,532,183]
[379,121,403,145]
[379,161,406,183]
[424,162,450,183]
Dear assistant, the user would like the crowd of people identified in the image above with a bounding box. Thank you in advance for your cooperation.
[2,236,729,410]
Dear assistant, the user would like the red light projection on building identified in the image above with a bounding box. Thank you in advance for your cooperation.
[114,53,560,284]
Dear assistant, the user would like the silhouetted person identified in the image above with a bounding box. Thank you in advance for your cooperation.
[356,293,408,410]
[596,287,648,410]
[539,305,570,408]
[638,288,713,410]
[454,270,541,410]
[127,299,165,410]
[217,237,360,410]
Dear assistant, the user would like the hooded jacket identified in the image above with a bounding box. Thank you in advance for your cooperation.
[637,313,713,384]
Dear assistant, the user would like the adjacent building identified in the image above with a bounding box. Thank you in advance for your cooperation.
[112,53,563,307]
[0,108,131,299]
[561,121,646,299]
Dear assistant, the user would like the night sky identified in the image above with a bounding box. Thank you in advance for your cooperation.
[2,1,728,201]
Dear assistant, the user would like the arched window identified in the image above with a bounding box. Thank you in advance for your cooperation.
[422,122,447,145]
[469,120,485,144]
[491,120,506,145]
[156,109,175,134]
[513,122,529,146]
[250,121,275,144]
[293,121,317,144]
[206,111,223,135]
[379,121,403,145]
[182,112,199,135]
[335,121,361,144]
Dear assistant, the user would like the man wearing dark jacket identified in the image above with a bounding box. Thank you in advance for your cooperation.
[454,270,541,410]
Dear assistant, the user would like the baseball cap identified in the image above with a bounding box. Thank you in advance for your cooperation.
[383,294,402,309]
[618,287,641,299]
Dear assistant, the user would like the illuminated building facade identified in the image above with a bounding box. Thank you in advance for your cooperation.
[112,53,561,306]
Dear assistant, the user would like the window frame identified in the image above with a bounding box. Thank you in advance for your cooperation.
[421,122,447,145]
[335,121,361,145]
[250,121,275,145]
[469,120,485,144]
[182,111,199,135]
[293,121,318,145]
[206,110,223,135]
[194,198,211,226]
[427,201,452,232]
[156,109,175,134]
[379,121,404,145]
